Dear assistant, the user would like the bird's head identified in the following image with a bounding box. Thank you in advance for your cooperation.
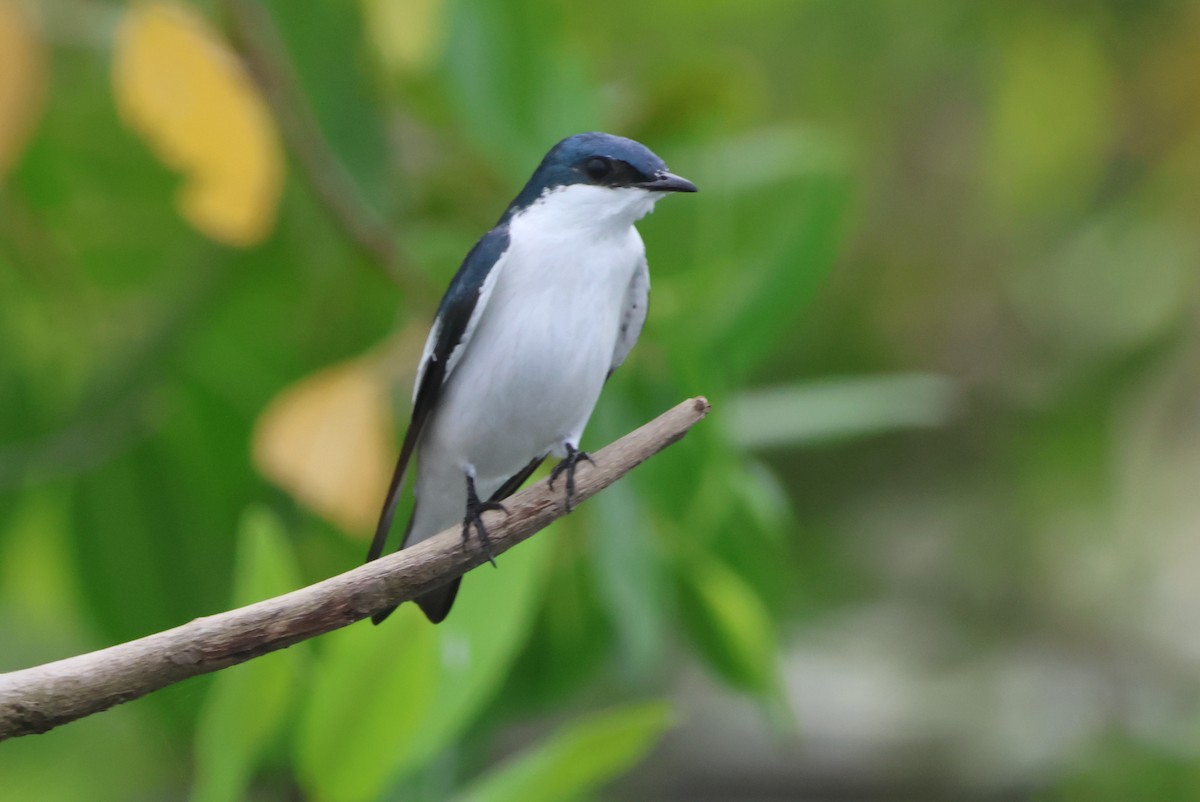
[506,132,697,228]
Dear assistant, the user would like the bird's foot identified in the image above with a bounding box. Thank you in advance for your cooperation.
[463,474,506,567]
[548,444,594,512]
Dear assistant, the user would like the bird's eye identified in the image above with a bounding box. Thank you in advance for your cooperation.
[584,157,611,180]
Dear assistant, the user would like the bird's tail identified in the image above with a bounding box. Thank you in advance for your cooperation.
[371,456,546,625]
[371,501,461,625]
[371,582,459,625]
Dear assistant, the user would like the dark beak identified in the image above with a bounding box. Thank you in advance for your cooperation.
[639,170,698,193]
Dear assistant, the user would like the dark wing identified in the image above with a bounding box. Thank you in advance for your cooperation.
[608,257,650,378]
[365,224,512,564]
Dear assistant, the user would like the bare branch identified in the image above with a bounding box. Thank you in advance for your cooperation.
[222,0,432,299]
[0,397,711,741]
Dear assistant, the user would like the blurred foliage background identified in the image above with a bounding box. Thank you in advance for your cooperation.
[2,0,1200,799]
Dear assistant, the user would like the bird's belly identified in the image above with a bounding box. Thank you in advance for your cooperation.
[423,268,627,486]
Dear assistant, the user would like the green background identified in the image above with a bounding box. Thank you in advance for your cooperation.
[4,1,1200,799]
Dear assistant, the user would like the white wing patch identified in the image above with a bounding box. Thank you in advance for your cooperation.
[412,250,509,405]
[610,257,650,374]
[446,252,506,377]
[412,316,442,404]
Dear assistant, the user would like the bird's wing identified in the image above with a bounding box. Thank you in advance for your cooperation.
[366,225,512,563]
[608,256,650,377]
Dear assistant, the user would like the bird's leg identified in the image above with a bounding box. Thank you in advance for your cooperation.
[548,443,594,513]
[463,472,507,567]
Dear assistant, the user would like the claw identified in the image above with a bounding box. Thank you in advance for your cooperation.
[548,444,594,512]
[463,474,507,567]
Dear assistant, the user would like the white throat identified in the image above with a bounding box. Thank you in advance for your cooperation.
[517,184,661,236]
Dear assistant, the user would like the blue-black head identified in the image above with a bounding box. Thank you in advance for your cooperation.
[508,132,696,214]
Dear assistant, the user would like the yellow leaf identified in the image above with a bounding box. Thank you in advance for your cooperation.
[985,13,1112,221]
[253,356,396,536]
[0,0,46,184]
[112,2,284,246]
[360,0,446,75]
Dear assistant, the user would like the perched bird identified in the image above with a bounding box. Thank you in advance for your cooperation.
[366,132,696,624]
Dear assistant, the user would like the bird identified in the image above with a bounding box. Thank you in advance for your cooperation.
[365,132,696,624]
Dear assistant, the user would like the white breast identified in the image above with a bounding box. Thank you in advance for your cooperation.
[419,184,657,491]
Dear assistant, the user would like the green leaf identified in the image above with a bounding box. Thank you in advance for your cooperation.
[69,394,242,648]
[391,531,555,773]
[192,506,307,802]
[701,174,849,383]
[294,603,439,802]
[588,474,670,680]
[444,0,603,171]
[262,0,391,209]
[0,700,174,802]
[726,374,959,449]
[453,701,674,802]
[294,532,552,801]
[644,128,850,387]
[497,532,613,715]
[679,554,778,696]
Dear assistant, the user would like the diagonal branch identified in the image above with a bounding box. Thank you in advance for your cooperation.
[0,397,710,741]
